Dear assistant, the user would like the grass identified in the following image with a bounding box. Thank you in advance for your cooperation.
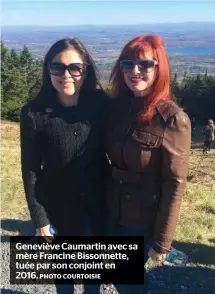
[176,183,215,242]
[1,121,30,235]
[1,121,215,293]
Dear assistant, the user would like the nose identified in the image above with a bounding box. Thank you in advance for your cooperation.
[132,64,141,73]
[63,69,72,78]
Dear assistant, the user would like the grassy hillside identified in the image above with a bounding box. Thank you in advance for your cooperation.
[1,121,215,293]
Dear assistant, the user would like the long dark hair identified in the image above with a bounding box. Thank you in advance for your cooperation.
[35,38,102,101]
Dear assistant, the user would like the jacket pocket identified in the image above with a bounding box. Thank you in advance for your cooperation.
[132,130,162,147]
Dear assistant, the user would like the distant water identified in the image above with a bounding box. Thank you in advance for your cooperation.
[167,48,215,55]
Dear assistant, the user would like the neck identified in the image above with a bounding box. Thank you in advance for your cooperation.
[58,93,79,107]
[134,87,151,97]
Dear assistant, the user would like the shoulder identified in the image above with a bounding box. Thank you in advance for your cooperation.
[94,89,111,103]
[20,100,39,131]
[21,98,44,116]
[106,95,130,112]
[20,98,49,129]
[88,89,111,112]
[156,100,181,121]
[156,100,190,128]
[21,95,55,119]
[21,99,37,120]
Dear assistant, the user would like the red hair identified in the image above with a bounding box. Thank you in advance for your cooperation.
[109,35,172,122]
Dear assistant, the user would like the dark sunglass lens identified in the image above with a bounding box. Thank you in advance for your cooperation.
[49,63,65,75]
[120,61,135,71]
[49,63,87,76]
[68,63,86,75]
[139,60,155,69]
[69,63,82,70]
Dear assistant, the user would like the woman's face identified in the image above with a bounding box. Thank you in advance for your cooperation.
[50,49,86,97]
[122,50,157,97]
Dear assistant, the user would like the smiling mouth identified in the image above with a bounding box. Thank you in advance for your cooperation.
[61,81,73,86]
[130,77,144,84]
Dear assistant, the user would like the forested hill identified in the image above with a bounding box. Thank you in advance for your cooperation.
[1,41,215,124]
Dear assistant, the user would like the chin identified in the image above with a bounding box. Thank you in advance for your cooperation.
[63,89,76,96]
[131,86,147,93]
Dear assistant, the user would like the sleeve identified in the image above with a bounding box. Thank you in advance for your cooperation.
[20,106,50,228]
[152,110,191,253]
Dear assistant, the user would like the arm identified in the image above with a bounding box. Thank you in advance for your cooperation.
[152,111,191,254]
[20,105,50,229]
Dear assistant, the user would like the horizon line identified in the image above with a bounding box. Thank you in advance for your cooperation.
[2,21,215,27]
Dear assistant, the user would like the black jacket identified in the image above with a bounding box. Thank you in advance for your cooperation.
[20,89,110,233]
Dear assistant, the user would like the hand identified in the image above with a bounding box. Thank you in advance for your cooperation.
[36,224,54,243]
[148,247,166,264]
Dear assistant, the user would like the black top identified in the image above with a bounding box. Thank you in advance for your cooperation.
[20,89,110,228]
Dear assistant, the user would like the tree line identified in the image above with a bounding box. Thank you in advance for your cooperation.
[1,41,215,123]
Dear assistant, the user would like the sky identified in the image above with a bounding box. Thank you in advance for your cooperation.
[2,1,215,26]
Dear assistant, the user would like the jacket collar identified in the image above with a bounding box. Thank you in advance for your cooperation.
[155,101,181,122]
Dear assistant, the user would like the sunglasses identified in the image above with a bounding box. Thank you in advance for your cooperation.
[49,62,88,77]
[120,59,158,73]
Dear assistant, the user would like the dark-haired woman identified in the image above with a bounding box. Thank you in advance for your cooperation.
[20,38,110,293]
[105,35,191,293]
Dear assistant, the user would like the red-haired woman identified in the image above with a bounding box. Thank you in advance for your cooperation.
[105,35,191,293]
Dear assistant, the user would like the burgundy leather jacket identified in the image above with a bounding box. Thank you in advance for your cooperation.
[104,96,191,253]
